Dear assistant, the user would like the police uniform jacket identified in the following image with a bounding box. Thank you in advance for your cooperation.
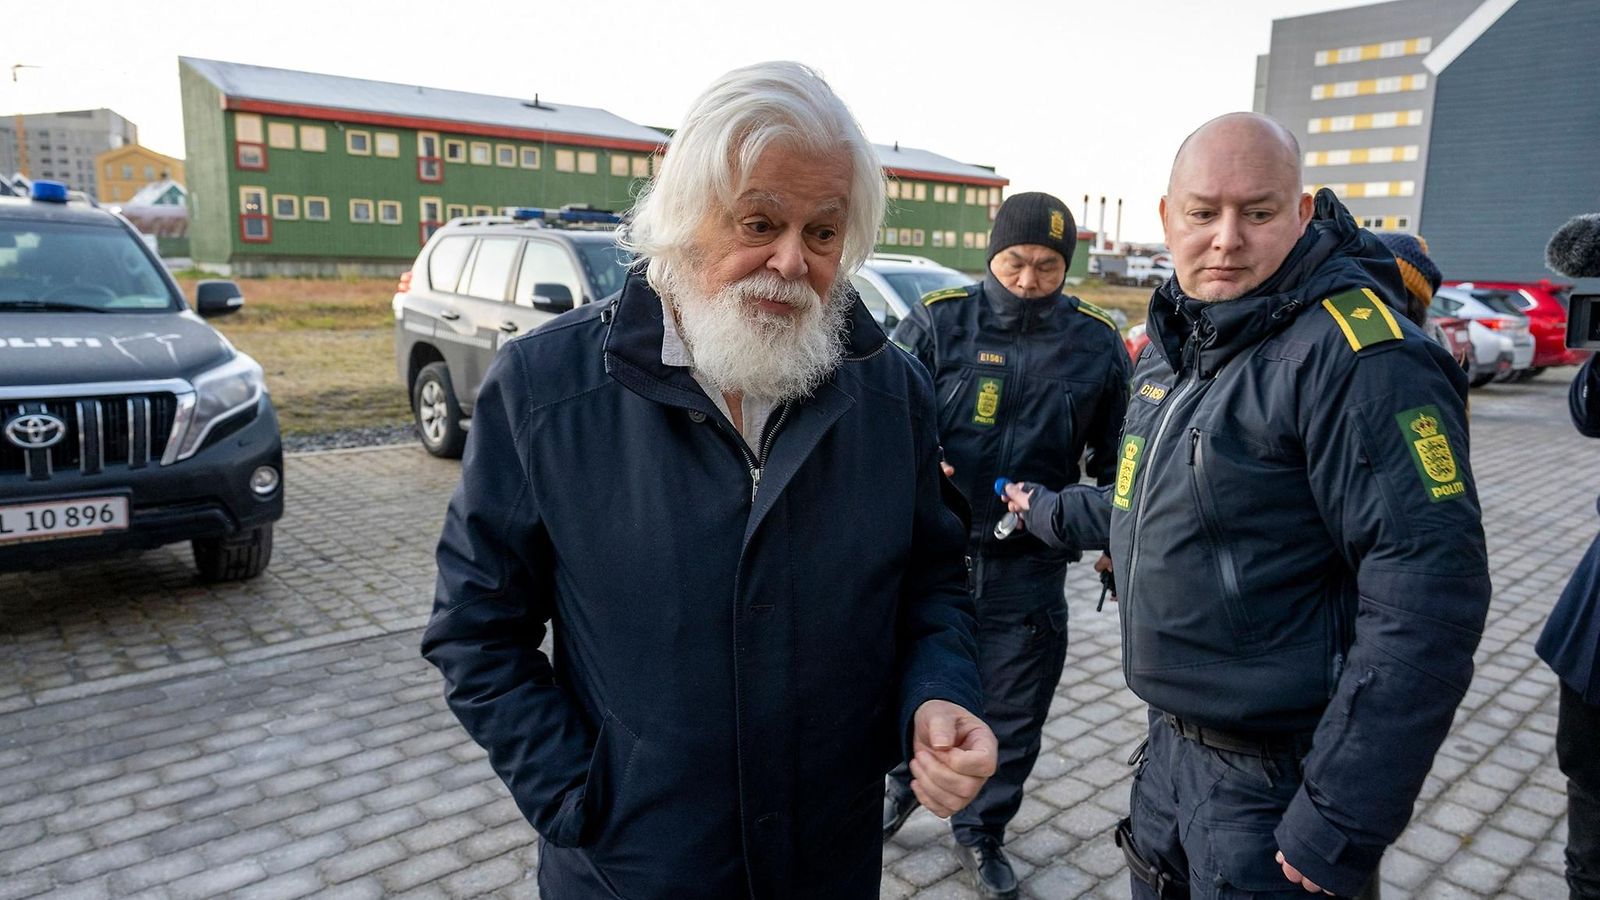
[421,271,983,899]
[890,274,1130,560]
[1033,191,1491,895]
[1537,354,1600,703]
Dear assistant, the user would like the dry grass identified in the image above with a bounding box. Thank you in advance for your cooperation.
[175,276,408,436]
[169,274,1154,436]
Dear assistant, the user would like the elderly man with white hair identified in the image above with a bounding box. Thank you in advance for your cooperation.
[422,62,996,899]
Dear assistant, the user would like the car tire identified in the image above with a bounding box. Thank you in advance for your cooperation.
[1524,366,1546,379]
[193,524,273,582]
[414,362,467,459]
[1469,371,1494,388]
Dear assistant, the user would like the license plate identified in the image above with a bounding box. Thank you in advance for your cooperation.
[0,496,129,546]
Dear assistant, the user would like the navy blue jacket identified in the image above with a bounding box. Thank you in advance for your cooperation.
[420,271,982,899]
[1537,354,1600,703]
[890,275,1130,560]
[1022,192,1491,896]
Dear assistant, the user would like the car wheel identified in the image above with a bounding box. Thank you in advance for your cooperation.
[193,524,273,582]
[414,362,467,458]
[1468,371,1494,388]
[1524,366,1546,379]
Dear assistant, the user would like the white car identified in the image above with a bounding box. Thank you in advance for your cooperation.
[1429,286,1536,387]
[849,254,973,330]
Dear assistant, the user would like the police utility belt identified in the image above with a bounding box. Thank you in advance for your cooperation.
[1161,712,1315,758]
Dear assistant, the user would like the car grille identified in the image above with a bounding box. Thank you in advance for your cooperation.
[1,394,178,481]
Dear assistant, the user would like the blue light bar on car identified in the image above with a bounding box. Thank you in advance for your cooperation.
[559,209,622,224]
[509,207,546,221]
[31,180,68,203]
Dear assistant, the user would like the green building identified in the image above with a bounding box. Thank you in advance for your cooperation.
[875,144,1010,273]
[179,57,1010,276]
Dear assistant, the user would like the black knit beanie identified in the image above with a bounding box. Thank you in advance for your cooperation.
[987,192,1076,266]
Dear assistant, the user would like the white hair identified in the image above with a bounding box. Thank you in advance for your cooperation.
[620,61,885,292]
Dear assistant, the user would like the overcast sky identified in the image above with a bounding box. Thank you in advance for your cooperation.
[6,0,1387,243]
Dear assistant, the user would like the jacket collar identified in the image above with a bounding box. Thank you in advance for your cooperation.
[1147,189,1408,376]
[981,272,1066,332]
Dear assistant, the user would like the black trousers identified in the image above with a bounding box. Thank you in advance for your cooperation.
[888,553,1069,846]
[1560,680,1600,899]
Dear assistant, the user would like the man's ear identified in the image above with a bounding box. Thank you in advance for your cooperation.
[1297,192,1314,227]
[1158,196,1171,244]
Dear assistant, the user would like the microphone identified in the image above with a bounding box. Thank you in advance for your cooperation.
[1548,215,1600,351]
[1546,214,1600,278]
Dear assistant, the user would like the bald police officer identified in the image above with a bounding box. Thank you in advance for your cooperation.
[1007,114,1491,898]
[884,192,1130,899]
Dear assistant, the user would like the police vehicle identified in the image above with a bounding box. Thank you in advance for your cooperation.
[0,180,282,581]
[393,206,629,457]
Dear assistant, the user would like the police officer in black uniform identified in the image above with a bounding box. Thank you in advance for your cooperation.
[883,192,1130,899]
[1005,114,1491,898]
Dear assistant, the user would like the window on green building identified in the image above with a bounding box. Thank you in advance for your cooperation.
[470,142,491,165]
[446,203,468,220]
[268,122,295,150]
[347,131,371,156]
[497,144,517,167]
[235,113,263,143]
[444,139,466,163]
[521,147,540,169]
[610,155,630,177]
[914,184,926,202]
[304,197,330,221]
[578,152,598,174]
[375,133,400,158]
[378,200,402,224]
[631,156,650,179]
[350,199,374,223]
[555,150,576,172]
[301,125,326,152]
[272,195,299,220]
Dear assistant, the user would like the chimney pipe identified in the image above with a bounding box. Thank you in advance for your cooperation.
[1082,194,1089,226]
[1098,196,1107,248]
[1115,198,1123,246]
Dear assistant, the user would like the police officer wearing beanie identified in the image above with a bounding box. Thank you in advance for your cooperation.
[884,192,1131,899]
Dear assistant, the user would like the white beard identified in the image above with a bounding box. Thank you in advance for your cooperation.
[666,268,850,403]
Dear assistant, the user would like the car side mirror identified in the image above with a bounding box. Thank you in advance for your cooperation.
[531,282,575,314]
[195,280,245,318]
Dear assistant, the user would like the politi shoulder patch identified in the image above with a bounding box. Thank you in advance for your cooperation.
[1075,299,1119,331]
[922,286,969,307]
[1322,287,1403,352]
[1397,404,1466,502]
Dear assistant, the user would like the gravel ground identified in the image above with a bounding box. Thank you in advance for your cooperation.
[283,422,419,453]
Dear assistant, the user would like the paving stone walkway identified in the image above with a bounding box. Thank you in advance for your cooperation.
[0,373,1589,898]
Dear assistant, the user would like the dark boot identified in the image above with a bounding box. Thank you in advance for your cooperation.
[954,837,1020,900]
[882,785,919,842]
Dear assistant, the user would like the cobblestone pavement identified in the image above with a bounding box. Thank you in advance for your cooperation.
[0,373,1591,898]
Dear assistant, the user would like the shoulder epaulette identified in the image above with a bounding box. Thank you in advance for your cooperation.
[921,286,970,307]
[1074,298,1119,331]
[1320,287,1404,352]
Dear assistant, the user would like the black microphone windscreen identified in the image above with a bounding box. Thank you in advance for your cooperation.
[1546,214,1600,278]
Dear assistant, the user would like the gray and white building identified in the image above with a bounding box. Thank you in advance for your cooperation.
[1255,0,1478,232]
[1420,0,1600,281]
[0,108,138,196]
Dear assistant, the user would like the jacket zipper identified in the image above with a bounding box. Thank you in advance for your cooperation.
[1119,323,1215,680]
[735,403,791,502]
[1187,427,1250,644]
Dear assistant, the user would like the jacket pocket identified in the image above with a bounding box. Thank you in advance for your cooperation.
[580,708,641,847]
[1188,428,1259,649]
[937,368,973,431]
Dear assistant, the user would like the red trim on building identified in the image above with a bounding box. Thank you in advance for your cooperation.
[882,166,1008,188]
[223,98,666,154]
[235,141,267,171]
[239,214,271,243]
[420,221,442,246]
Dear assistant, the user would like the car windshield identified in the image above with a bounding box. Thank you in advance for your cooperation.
[882,269,973,306]
[574,239,632,300]
[1462,289,1525,318]
[0,219,179,311]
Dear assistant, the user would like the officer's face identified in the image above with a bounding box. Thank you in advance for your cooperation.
[690,142,851,314]
[1160,119,1314,301]
[989,245,1066,299]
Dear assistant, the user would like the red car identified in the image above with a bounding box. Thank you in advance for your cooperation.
[1445,279,1589,375]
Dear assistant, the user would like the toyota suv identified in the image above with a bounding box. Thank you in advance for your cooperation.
[394,207,629,457]
[0,180,282,581]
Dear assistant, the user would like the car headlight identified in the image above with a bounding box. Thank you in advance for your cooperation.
[167,352,266,462]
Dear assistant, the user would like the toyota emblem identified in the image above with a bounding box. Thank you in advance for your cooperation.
[4,413,66,450]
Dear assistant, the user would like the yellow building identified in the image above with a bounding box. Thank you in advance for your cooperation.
[94,144,185,203]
